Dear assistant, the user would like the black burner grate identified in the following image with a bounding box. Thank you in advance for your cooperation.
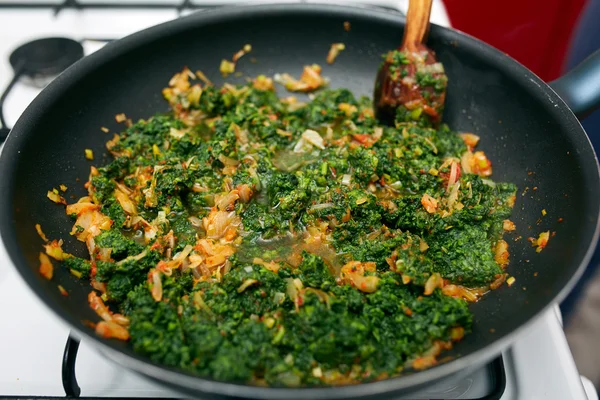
[0,1,218,16]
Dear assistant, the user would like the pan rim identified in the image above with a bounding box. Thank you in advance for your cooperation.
[1,2,599,398]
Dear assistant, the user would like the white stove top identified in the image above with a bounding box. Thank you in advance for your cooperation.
[0,2,595,399]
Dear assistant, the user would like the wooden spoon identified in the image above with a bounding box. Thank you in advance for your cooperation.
[374,0,448,125]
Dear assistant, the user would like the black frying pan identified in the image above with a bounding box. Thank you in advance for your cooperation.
[1,3,600,399]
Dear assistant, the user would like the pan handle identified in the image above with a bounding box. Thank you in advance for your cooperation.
[549,50,600,119]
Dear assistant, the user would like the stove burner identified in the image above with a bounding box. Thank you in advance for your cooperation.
[9,37,84,86]
[0,37,83,142]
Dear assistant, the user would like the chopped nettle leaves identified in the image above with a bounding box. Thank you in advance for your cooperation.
[44,66,516,387]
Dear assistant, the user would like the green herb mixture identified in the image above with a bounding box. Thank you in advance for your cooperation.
[42,65,517,387]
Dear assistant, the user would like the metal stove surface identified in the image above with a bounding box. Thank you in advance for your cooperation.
[0,2,595,399]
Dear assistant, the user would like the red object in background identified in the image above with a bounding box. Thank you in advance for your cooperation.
[443,0,586,81]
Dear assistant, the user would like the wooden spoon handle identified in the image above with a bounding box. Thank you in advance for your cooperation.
[401,0,434,52]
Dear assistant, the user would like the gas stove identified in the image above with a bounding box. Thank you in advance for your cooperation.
[0,2,596,399]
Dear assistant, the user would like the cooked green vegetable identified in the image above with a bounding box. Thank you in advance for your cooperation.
[46,68,516,387]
